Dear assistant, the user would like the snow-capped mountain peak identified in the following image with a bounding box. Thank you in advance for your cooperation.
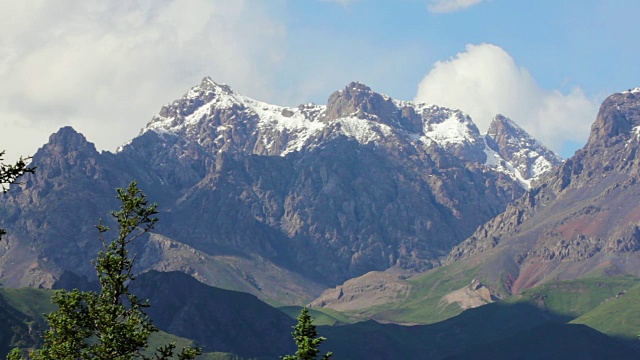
[136,78,561,188]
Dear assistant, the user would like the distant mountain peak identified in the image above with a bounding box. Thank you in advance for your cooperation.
[344,81,372,92]
[489,114,518,130]
[194,76,235,97]
[49,125,83,140]
[484,114,562,188]
[587,88,640,148]
[325,81,397,123]
[40,126,98,157]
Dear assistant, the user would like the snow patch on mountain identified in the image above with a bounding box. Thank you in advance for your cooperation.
[483,142,532,189]
[335,117,394,144]
[423,111,478,146]
[627,126,640,147]
[622,88,640,94]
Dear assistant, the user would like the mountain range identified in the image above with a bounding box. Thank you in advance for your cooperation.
[2,79,640,358]
[310,87,640,324]
[0,78,560,304]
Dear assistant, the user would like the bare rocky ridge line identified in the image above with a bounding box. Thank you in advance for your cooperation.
[446,88,640,294]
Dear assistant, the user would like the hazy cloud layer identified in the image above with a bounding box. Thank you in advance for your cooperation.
[0,0,286,161]
[415,43,599,155]
[427,0,482,13]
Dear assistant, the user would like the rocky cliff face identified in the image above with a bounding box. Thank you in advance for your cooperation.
[447,88,640,294]
[0,78,560,302]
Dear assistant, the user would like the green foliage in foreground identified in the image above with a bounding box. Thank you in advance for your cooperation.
[7,182,200,360]
[282,308,332,360]
[0,150,35,241]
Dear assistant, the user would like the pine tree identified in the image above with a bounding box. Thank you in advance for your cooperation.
[0,151,35,241]
[7,181,200,360]
[281,308,332,360]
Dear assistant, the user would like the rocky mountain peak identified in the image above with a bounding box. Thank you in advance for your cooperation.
[198,76,233,93]
[484,114,561,188]
[587,89,640,149]
[325,81,399,123]
[37,126,99,159]
[147,77,247,135]
[487,114,520,138]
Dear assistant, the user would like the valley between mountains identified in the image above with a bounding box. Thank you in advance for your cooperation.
[2,81,640,359]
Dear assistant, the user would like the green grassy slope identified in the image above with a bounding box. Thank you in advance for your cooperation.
[507,275,640,318]
[0,293,38,357]
[572,282,640,339]
[278,306,353,326]
[147,332,259,360]
[1,287,57,320]
[338,264,640,326]
[0,288,57,357]
[337,263,480,324]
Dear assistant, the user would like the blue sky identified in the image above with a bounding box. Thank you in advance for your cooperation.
[1,0,638,161]
[276,0,639,100]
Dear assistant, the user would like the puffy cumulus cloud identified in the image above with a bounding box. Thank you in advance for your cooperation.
[427,0,482,13]
[415,43,599,155]
[0,0,286,161]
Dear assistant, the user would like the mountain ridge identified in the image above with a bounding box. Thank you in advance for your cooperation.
[139,77,560,185]
[445,88,640,294]
[0,78,559,304]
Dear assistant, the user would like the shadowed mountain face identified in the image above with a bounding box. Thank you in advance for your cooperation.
[448,88,640,293]
[0,79,558,302]
[321,302,639,360]
[130,271,296,357]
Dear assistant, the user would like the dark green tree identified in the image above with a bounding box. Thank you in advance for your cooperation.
[281,308,332,360]
[7,181,200,360]
[0,151,35,241]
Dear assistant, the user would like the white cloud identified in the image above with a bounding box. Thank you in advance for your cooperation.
[427,0,482,13]
[415,43,599,155]
[0,0,286,161]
